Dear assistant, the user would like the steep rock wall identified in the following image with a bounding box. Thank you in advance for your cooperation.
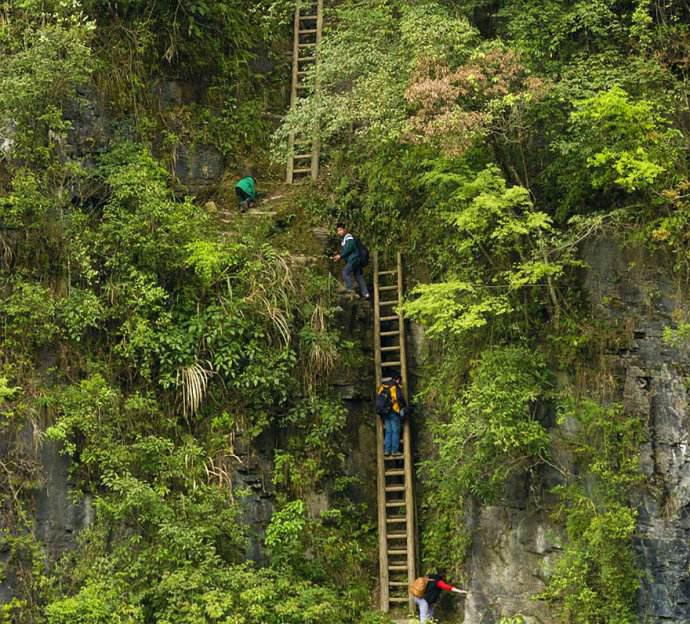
[584,237,690,623]
[461,236,690,624]
[0,293,377,603]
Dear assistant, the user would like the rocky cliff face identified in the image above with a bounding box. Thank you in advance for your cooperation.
[0,292,377,606]
[461,236,690,624]
[585,237,690,623]
[3,170,689,623]
[0,435,93,603]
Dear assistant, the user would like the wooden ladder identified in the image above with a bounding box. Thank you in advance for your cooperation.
[286,0,323,183]
[373,251,418,615]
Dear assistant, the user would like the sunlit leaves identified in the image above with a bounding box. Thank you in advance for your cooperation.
[404,281,513,336]
[0,4,94,163]
[565,86,682,193]
[427,345,551,501]
[540,399,643,622]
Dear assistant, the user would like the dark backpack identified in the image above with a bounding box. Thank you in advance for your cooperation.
[355,238,370,267]
[376,384,392,416]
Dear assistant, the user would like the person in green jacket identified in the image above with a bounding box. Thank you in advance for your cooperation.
[332,223,370,299]
[235,175,257,212]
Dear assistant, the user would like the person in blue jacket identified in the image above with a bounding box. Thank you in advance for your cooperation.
[332,223,370,299]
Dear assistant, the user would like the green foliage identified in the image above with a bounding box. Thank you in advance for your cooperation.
[563,86,682,195]
[0,3,95,164]
[500,0,628,70]
[663,321,690,347]
[403,280,513,336]
[3,1,686,622]
[0,377,19,403]
[45,561,357,624]
[419,346,550,576]
[82,0,254,72]
[404,164,590,335]
[540,399,643,623]
[273,397,348,497]
[45,580,141,624]
[276,0,477,150]
[429,346,551,501]
[0,280,58,353]
[264,499,308,567]
[58,288,104,342]
[1,127,365,621]
[97,143,211,277]
[263,492,378,620]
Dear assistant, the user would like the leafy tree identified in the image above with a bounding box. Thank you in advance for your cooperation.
[540,400,643,623]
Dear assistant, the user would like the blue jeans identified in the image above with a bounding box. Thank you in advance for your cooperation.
[342,262,369,296]
[415,597,434,622]
[383,411,401,454]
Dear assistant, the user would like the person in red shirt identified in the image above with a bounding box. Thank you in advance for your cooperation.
[416,573,466,622]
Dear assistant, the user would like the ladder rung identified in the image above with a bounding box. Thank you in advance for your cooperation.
[298,56,316,62]
[300,29,318,34]
[388,548,407,555]
[384,453,404,460]
[378,270,397,276]
[380,345,400,352]
[381,330,400,337]
[292,168,312,173]
[385,469,405,476]
[386,501,406,508]
[298,42,316,47]
[379,285,398,292]
[379,300,398,306]
[381,360,401,367]
[389,581,409,586]
[293,153,312,159]
[387,532,407,539]
[389,565,407,571]
[389,597,409,603]
[299,15,318,20]
[381,316,398,322]
[386,485,405,493]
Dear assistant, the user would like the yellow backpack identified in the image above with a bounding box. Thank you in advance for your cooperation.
[409,576,429,598]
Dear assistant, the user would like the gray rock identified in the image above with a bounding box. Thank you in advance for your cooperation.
[35,440,93,558]
[583,236,690,623]
[462,236,690,623]
[174,143,224,193]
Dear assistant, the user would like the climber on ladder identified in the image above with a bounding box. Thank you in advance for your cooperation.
[376,371,407,455]
[332,223,370,300]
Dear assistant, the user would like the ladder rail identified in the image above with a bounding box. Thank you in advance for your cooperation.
[286,0,322,183]
[286,2,301,183]
[398,251,417,613]
[374,251,417,616]
[311,0,323,180]
[373,252,390,611]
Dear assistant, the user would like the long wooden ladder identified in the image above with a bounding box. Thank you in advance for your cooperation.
[373,251,417,616]
[286,0,323,183]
